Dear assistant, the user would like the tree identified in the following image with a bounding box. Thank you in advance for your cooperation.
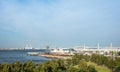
[23,61,35,72]
[1,63,9,72]
[33,62,43,72]
[87,65,97,72]
[78,59,88,72]
[115,65,120,72]
[46,45,50,54]
[67,67,78,72]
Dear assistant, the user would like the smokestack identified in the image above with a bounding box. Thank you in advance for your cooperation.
[98,43,100,50]
[84,43,86,50]
[110,43,112,49]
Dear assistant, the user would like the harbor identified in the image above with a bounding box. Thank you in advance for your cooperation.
[27,43,120,59]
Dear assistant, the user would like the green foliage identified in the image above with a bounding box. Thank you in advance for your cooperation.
[78,60,97,72]
[87,65,97,72]
[67,66,78,72]
[0,54,119,72]
[1,63,9,72]
[115,65,120,72]
[23,61,35,72]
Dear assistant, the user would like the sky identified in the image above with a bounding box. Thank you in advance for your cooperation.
[0,0,120,48]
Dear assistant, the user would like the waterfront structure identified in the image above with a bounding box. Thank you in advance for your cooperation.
[50,48,75,55]
[25,44,32,49]
[48,43,120,56]
[74,43,120,55]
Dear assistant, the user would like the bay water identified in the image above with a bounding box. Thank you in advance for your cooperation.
[0,49,51,64]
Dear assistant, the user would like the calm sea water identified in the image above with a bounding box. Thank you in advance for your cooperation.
[0,49,51,63]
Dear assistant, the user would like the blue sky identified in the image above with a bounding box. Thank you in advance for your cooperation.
[0,0,120,48]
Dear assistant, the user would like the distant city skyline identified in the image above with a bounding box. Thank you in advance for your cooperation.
[0,0,120,48]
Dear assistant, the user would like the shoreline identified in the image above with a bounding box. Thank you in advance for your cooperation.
[39,54,72,59]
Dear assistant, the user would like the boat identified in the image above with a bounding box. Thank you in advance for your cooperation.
[27,52,40,56]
